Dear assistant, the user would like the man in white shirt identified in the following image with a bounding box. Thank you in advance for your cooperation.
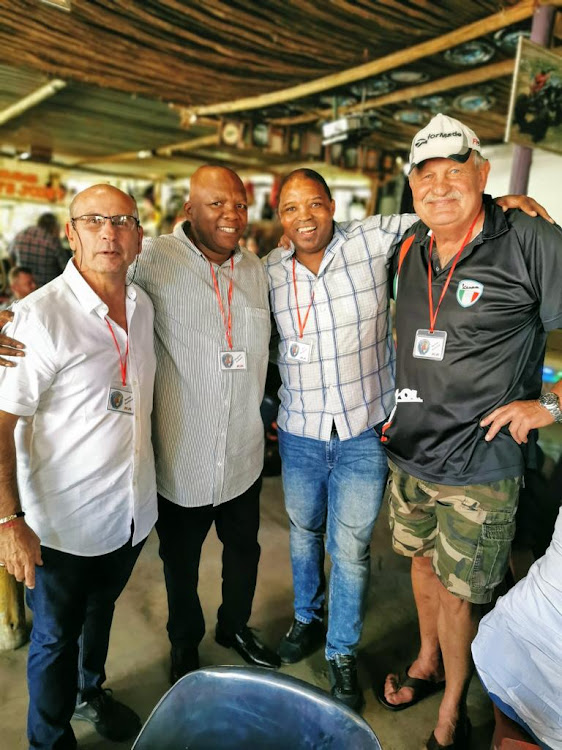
[0,185,157,749]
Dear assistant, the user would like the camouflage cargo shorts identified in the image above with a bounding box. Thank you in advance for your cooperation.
[386,460,522,604]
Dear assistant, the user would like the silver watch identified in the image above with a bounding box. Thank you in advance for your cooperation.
[538,392,562,423]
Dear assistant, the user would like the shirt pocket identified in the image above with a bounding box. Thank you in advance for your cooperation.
[244,307,271,354]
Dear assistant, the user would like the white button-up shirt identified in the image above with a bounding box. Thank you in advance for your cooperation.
[265,214,417,441]
[0,260,157,556]
[137,222,270,508]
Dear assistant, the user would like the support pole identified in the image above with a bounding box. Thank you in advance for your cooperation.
[509,5,557,194]
[0,570,27,650]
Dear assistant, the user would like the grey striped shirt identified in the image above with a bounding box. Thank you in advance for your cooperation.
[137,221,270,507]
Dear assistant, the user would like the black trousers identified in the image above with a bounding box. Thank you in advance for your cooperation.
[156,477,262,649]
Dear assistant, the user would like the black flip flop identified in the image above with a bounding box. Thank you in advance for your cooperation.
[377,665,445,712]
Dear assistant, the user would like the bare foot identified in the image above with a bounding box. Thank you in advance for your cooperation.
[383,658,445,707]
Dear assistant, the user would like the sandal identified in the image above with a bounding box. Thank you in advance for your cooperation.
[426,717,471,750]
[377,664,445,712]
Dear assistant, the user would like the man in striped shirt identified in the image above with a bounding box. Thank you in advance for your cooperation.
[136,166,279,681]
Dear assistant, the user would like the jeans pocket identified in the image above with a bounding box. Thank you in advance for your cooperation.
[470,518,516,593]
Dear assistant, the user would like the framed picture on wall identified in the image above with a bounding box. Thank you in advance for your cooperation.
[506,38,562,154]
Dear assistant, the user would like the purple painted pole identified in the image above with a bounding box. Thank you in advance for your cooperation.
[508,5,557,194]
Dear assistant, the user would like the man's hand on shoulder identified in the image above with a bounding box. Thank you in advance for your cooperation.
[0,309,25,367]
[0,519,42,589]
[480,398,556,444]
[495,195,554,224]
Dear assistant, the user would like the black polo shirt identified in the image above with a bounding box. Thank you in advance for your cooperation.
[384,195,562,485]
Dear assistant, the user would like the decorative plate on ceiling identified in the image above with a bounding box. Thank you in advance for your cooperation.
[444,40,495,66]
[350,77,396,97]
[392,109,429,125]
[388,70,430,84]
[414,95,450,112]
[493,27,531,53]
[453,91,496,112]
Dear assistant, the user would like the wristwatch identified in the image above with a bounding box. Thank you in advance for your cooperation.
[538,392,562,423]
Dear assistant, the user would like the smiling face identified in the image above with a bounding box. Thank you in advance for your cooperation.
[278,173,335,271]
[66,185,142,281]
[184,166,248,264]
[409,153,490,233]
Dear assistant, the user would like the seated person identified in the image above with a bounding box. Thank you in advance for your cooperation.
[472,504,562,750]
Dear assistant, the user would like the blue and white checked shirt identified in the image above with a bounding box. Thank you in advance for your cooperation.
[264,213,417,441]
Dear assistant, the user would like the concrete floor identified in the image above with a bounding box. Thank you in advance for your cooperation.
[0,475,496,750]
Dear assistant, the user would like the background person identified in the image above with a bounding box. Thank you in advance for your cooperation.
[8,212,68,287]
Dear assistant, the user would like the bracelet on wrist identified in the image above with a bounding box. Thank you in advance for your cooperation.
[0,511,25,526]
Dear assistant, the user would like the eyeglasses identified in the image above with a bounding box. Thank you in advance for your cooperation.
[71,214,139,231]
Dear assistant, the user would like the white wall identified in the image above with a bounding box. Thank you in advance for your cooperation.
[482,143,562,226]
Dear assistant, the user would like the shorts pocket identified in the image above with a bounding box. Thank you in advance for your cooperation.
[470,518,516,594]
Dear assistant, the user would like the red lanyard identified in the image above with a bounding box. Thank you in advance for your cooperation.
[427,211,481,333]
[292,258,315,339]
[210,257,234,350]
[105,318,129,386]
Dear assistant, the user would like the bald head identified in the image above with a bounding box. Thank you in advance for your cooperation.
[184,165,248,264]
[189,165,244,196]
[70,184,138,221]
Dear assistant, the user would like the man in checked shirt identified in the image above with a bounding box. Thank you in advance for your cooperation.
[264,167,550,712]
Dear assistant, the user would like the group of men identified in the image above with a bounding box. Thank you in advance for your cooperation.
[0,113,560,750]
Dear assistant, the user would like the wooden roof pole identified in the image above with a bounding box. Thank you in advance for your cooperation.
[187,0,557,118]
[509,5,558,194]
[268,59,516,127]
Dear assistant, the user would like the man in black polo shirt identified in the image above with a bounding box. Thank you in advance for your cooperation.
[378,113,562,749]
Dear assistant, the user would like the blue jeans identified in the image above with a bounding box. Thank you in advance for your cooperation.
[26,538,143,749]
[278,427,388,659]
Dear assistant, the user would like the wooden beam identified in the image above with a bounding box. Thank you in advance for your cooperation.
[187,0,557,117]
[75,133,220,165]
[270,59,516,126]
[0,79,66,126]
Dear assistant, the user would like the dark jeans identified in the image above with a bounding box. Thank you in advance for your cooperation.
[26,538,144,750]
[156,477,262,649]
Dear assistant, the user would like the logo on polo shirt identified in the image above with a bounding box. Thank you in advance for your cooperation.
[456,279,483,308]
[395,388,423,403]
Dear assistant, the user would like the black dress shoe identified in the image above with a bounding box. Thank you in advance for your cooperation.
[215,624,281,669]
[327,655,364,713]
[278,618,325,664]
[72,688,141,742]
[170,645,200,684]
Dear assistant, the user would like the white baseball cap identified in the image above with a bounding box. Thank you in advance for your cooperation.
[409,113,481,172]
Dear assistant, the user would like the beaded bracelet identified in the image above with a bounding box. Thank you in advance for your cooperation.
[0,511,25,526]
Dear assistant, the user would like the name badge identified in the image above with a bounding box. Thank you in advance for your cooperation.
[220,350,247,370]
[107,383,134,414]
[287,339,313,363]
[413,329,447,361]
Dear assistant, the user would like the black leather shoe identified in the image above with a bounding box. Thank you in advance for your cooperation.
[327,655,364,712]
[72,688,141,742]
[215,624,280,669]
[170,645,200,684]
[278,618,325,664]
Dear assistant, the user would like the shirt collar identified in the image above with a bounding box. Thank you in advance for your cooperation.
[62,258,136,319]
[175,220,244,267]
[278,221,345,267]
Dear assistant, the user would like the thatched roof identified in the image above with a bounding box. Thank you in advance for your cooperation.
[0,0,560,178]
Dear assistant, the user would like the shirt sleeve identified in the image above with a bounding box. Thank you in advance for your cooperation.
[518,216,562,331]
[0,309,57,416]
